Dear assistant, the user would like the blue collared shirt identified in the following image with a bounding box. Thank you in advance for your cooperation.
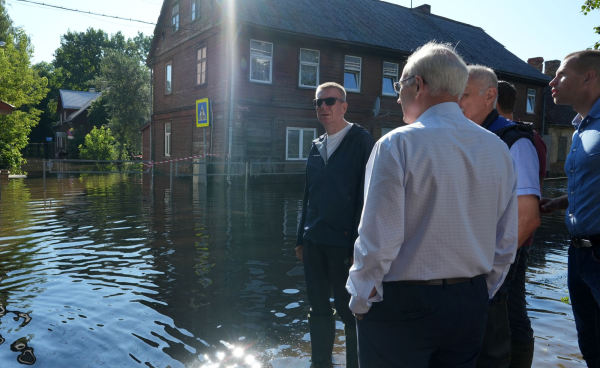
[565,97,600,237]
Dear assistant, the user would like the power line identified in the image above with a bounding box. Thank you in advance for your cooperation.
[13,0,157,26]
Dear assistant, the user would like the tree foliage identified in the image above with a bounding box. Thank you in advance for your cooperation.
[0,1,48,172]
[582,0,600,49]
[30,29,152,146]
[94,50,151,158]
[79,126,117,160]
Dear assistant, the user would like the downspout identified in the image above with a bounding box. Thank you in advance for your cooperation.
[150,66,154,163]
[227,23,242,184]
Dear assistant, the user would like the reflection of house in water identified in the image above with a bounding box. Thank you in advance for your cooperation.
[52,89,101,157]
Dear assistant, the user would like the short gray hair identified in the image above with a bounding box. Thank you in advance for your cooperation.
[402,42,468,97]
[467,65,498,95]
[316,82,346,101]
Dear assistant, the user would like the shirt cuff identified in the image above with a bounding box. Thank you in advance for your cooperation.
[517,187,541,197]
[349,296,372,314]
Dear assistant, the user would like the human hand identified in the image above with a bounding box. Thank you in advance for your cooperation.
[295,246,303,261]
[539,197,558,215]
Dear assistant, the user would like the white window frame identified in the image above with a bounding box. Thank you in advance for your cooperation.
[197,46,206,85]
[249,39,273,84]
[191,0,199,21]
[382,61,399,96]
[298,48,320,88]
[286,127,317,161]
[165,123,172,157]
[381,127,394,136]
[172,2,180,33]
[344,55,362,92]
[165,62,172,94]
[526,88,536,114]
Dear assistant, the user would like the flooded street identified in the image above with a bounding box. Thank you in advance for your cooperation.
[0,175,584,367]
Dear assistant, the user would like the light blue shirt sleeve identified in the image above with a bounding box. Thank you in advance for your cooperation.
[510,138,541,198]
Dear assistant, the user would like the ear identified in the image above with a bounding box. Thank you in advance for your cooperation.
[583,70,597,85]
[486,87,497,106]
[414,75,425,98]
[341,100,348,114]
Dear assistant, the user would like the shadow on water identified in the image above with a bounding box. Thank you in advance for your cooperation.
[0,175,585,367]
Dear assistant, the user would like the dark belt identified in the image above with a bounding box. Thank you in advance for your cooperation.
[571,234,600,248]
[395,277,474,286]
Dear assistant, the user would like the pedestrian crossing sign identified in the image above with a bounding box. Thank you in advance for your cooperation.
[196,98,210,127]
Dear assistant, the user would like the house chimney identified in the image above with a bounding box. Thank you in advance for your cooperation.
[544,60,560,78]
[414,4,431,14]
[527,57,544,72]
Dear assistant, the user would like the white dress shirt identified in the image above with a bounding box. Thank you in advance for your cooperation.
[346,102,519,314]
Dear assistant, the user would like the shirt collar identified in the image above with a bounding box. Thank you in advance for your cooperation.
[572,97,600,128]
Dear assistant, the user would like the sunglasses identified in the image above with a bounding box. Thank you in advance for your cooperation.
[393,75,426,94]
[313,97,345,107]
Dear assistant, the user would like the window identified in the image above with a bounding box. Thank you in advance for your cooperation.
[250,40,273,83]
[191,0,200,21]
[197,46,206,85]
[299,49,319,88]
[382,62,399,96]
[557,136,567,161]
[286,127,317,160]
[165,63,172,94]
[165,123,172,156]
[344,56,362,92]
[526,88,536,114]
[172,3,180,33]
[381,127,393,136]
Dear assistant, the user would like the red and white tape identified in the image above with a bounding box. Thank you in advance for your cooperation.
[145,153,220,166]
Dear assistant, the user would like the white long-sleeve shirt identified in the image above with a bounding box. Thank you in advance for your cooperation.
[346,102,518,314]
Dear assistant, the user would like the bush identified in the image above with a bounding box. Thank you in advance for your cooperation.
[79,126,117,160]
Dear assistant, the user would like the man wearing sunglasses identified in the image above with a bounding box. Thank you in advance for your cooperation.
[346,42,518,367]
[296,82,375,368]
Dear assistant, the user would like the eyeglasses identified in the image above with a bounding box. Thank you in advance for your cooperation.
[393,75,426,93]
[313,97,345,107]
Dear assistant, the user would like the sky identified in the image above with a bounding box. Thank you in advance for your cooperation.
[3,0,600,66]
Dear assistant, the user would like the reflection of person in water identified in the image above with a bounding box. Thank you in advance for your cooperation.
[199,105,206,121]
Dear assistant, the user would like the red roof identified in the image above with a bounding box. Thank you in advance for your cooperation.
[0,100,15,115]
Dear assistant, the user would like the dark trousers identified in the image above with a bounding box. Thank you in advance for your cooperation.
[508,246,534,343]
[568,244,600,368]
[357,275,488,368]
[303,240,354,326]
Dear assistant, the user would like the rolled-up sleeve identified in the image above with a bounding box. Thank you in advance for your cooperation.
[346,140,405,314]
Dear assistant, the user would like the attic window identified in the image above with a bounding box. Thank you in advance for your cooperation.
[526,88,536,114]
[172,3,180,33]
[192,0,200,21]
[344,55,362,92]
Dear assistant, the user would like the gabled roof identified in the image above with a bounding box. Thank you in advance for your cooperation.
[235,0,550,82]
[59,89,101,110]
[66,92,102,123]
[544,87,577,127]
[0,100,15,115]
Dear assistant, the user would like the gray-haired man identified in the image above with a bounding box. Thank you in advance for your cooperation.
[347,42,518,366]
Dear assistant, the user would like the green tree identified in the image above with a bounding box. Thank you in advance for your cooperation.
[0,5,49,173]
[79,126,117,160]
[582,0,600,49]
[94,50,150,159]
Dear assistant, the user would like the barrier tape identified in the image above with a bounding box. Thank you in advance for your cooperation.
[144,153,220,167]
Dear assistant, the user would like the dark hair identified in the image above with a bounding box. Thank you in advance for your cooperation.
[497,80,517,114]
[564,50,600,76]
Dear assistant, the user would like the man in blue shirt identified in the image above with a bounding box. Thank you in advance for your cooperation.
[540,50,600,368]
[459,65,541,368]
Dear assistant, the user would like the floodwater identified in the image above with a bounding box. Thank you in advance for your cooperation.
[0,174,584,367]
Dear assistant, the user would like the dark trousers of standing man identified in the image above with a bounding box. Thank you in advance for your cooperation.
[568,242,600,368]
[303,240,357,368]
[357,275,488,368]
[508,246,535,367]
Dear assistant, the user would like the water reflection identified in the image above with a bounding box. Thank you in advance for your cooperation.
[0,175,584,367]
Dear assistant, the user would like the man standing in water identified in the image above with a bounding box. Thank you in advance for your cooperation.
[540,50,600,368]
[296,82,375,368]
[346,42,518,367]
